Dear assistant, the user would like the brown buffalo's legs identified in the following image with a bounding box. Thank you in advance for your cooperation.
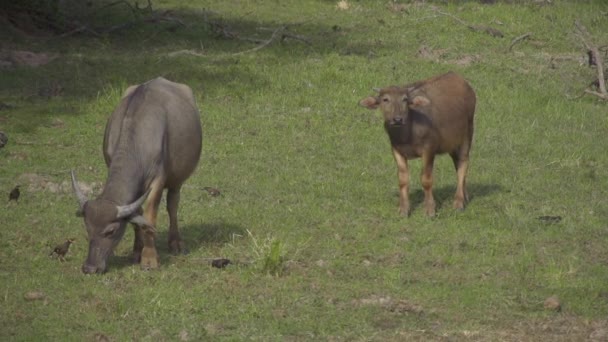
[421,152,436,217]
[392,148,411,217]
[451,145,470,210]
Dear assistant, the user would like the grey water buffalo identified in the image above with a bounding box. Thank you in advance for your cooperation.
[359,71,476,217]
[72,77,202,274]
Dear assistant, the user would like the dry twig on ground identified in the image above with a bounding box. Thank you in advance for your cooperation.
[509,32,532,51]
[575,20,607,100]
[431,8,503,38]
[168,23,310,58]
[52,1,183,39]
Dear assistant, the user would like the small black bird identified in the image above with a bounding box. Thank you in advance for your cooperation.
[538,215,562,224]
[0,131,7,149]
[49,238,75,261]
[203,187,221,197]
[211,258,231,269]
[8,185,20,202]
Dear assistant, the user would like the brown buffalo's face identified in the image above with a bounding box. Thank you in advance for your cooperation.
[359,86,430,126]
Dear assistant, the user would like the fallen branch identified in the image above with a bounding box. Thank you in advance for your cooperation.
[99,10,184,35]
[230,26,286,56]
[258,27,312,45]
[167,16,310,59]
[50,2,182,39]
[167,49,206,57]
[509,32,532,51]
[432,8,503,38]
[575,20,607,100]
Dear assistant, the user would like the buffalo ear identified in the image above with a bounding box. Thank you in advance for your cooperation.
[410,95,430,107]
[359,96,379,109]
[129,215,156,233]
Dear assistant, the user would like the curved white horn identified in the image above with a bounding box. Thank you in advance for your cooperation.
[373,87,381,93]
[115,188,151,219]
[71,170,88,212]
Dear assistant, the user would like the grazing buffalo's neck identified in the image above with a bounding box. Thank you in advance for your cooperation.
[100,138,147,206]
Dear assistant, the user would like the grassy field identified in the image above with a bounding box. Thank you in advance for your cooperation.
[1,0,608,340]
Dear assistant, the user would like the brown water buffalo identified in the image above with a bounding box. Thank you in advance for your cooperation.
[72,77,202,273]
[359,71,476,217]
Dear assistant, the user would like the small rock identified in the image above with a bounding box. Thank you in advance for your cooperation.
[543,295,561,312]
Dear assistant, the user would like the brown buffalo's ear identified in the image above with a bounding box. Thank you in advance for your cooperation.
[410,95,430,107]
[359,96,380,109]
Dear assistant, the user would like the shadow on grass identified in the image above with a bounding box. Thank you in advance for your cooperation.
[407,183,502,213]
[1,3,384,130]
[108,221,246,272]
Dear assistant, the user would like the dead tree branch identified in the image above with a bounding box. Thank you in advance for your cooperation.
[168,21,309,58]
[509,32,532,51]
[575,20,607,100]
[49,1,182,39]
[432,8,503,38]
[230,26,287,56]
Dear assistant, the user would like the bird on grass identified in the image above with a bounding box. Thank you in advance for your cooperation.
[8,185,20,202]
[203,187,221,197]
[49,238,75,261]
[211,258,231,269]
[0,131,7,149]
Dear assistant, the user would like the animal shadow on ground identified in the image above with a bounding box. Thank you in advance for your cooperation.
[405,183,502,214]
[110,221,246,271]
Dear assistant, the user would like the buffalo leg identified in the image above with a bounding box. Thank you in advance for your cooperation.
[450,147,470,211]
[140,178,164,270]
[167,187,186,255]
[392,148,410,216]
[421,152,436,217]
[131,225,143,263]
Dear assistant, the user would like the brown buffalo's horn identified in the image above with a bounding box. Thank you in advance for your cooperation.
[373,87,381,93]
[71,170,88,212]
[115,188,151,220]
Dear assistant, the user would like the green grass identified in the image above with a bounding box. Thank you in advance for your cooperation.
[1,0,608,340]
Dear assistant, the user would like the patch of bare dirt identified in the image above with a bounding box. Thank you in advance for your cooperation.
[352,295,424,315]
[17,173,101,196]
[417,45,480,66]
[486,316,608,341]
[0,50,58,68]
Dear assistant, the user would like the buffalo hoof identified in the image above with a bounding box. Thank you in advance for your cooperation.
[424,202,436,217]
[132,252,142,264]
[169,240,189,255]
[398,206,411,217]
[140,247,160,270]
[453,199,466,211]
